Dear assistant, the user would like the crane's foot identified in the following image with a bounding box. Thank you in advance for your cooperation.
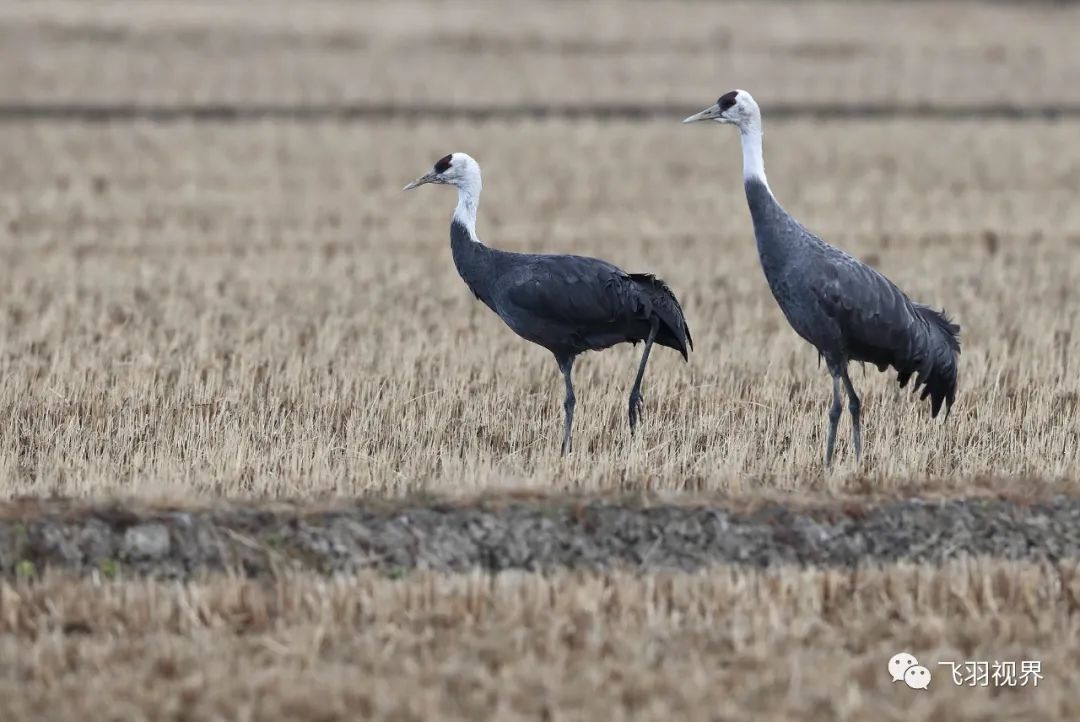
[628,391,644,434]
[824,434,839,468]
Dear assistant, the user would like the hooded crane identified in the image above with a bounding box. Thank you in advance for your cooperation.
[684,90,959,466]
[404,153,692,454]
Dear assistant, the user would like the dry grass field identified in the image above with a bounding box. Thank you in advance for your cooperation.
[2,1,1080,719]
[1,0,1079,498]
[1,562,1078,721]
[2,117,1080,496]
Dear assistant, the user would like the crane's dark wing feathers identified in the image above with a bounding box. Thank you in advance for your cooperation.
[500,255,692,359]
[628,273,694,359]
[817,254,960,418]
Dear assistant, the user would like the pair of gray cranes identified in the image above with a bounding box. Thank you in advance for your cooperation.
[404,89,960,466]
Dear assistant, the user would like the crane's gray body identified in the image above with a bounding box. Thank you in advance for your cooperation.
[684,89,960,463]
[744,178,959,417]
[451,221,691,360]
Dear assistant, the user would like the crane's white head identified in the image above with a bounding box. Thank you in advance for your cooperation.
[682,90,761,133]
[684,90,769,186]
[404,152,484,238]
[403,152,482,192]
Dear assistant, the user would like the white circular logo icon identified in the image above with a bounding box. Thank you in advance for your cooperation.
[888,652,919,683]
[904,665,931,690]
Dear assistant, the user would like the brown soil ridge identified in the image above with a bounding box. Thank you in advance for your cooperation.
[0,495,1077,579]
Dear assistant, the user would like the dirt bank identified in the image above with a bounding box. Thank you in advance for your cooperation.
[0,495,1077,579]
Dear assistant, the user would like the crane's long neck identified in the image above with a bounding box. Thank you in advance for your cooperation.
[452,181,481,242]
[740,127,768,190]
[739,125,804,280]
[449,180,496,307]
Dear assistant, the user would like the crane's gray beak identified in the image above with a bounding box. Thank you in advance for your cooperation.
[682,104,725,124]
[403,172,437,191]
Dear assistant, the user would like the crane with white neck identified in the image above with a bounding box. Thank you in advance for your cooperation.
[404,153,693,454]
[684,90,960,466]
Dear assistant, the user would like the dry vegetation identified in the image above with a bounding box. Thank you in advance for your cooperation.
[1,1,1078,498]
[2,2,1080,718]
[1,1,1079,108]
[0,562,1077,721]
[1,117,1079,496]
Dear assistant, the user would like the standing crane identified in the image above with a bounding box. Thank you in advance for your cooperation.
[684,90,959,466]
[404,153,692,454]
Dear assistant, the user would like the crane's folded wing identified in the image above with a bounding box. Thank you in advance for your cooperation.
[501,255,632,325]
[815,253,959,415]
[500,255,692,359]
[817,256,920,369]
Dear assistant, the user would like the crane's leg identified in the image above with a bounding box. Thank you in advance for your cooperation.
[628,319,659,435]
[557,353,576,455]
[840,368,863,461]
[825,373,843,467]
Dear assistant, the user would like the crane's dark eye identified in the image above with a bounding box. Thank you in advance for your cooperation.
[717,91,738,111]
[434,155,453,174]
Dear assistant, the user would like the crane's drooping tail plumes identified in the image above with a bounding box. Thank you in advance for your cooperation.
[628,273,694,361]
[898,305,960,418]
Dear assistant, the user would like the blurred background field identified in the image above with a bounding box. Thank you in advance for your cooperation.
[2,1,1079,108]
[3,562,1079,721]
